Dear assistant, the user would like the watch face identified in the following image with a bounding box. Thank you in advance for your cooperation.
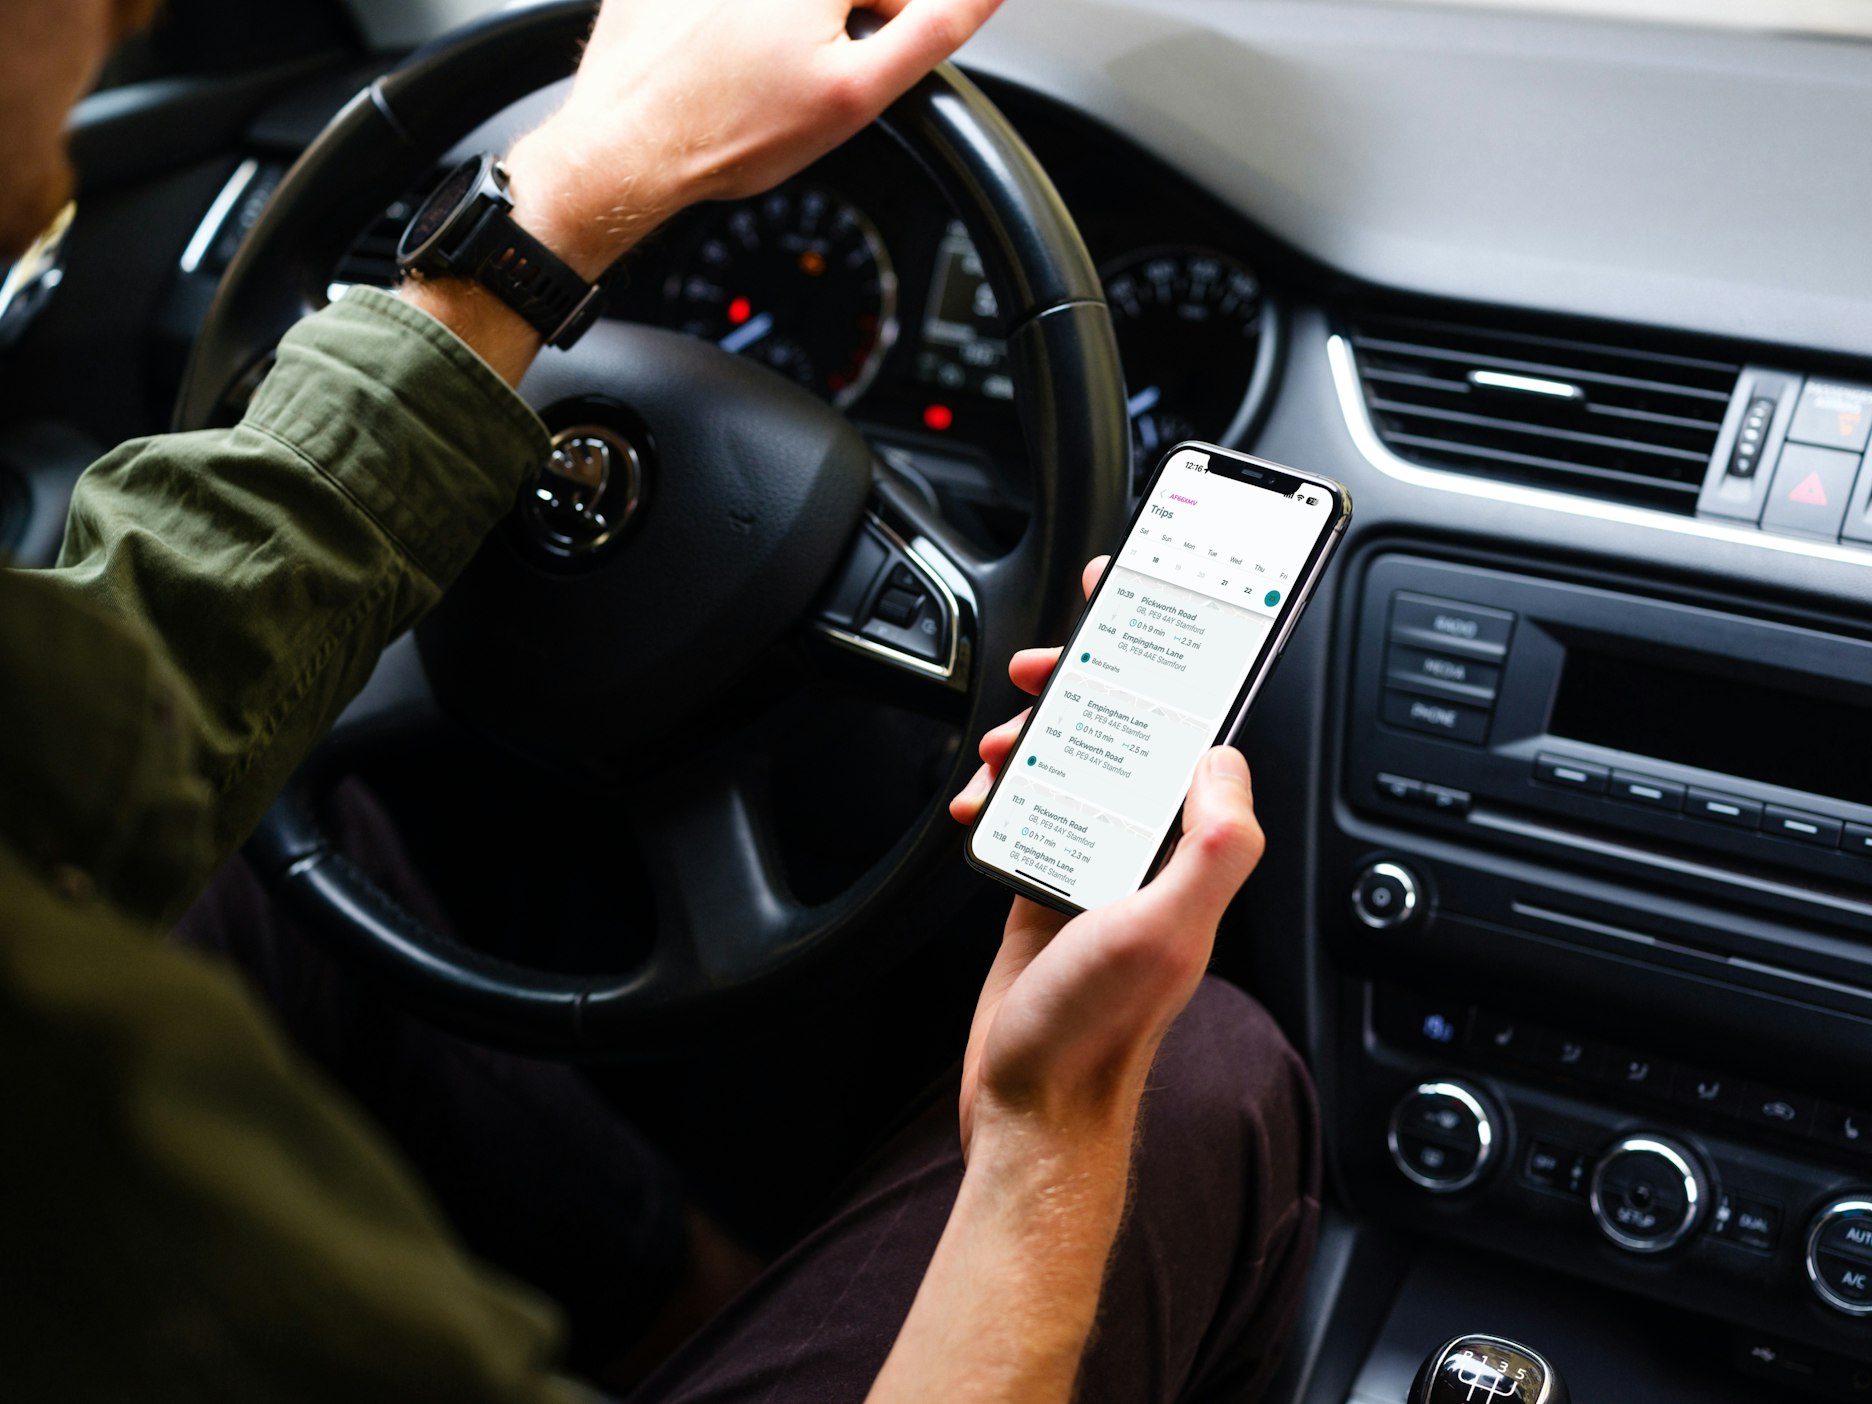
[398,156,488,266]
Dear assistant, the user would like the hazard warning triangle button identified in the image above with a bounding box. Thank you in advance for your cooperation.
[1761,444,1854,538]
[1788,471,1829,506]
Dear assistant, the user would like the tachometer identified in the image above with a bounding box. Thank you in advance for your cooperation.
[664,186,897,408]
[1102,248,1270,467]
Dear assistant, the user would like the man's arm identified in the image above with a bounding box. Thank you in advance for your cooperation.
[871,561,1268,1404]
[44,0,1001,922]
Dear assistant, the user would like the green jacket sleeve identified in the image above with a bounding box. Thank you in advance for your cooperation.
[53,287,550,921]
[0,844,600,1404]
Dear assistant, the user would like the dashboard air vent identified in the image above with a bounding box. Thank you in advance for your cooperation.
[1347,307,1742,513]
[329,194,418,295]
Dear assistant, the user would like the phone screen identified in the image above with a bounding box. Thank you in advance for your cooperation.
[967,444,1344,910]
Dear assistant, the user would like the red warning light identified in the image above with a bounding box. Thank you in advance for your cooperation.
[727,296,753,326]
[922,403,954,432]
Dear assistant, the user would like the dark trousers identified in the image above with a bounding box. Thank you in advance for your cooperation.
[175,783,1321,1402]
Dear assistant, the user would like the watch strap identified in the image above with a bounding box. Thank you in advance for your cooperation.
[454,203,606,348]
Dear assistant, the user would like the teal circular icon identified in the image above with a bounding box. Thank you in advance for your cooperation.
[1264,589,1281,607]
[1026,755,1037,766]
[1080,651,1091,662]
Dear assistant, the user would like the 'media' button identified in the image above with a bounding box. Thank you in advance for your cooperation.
[1382,689,1491,744]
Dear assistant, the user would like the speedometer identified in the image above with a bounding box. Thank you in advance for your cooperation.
[1102,248,1270,467]
[664,186,897,408]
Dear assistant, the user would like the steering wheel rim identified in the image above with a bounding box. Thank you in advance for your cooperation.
[184,1,1128,1056]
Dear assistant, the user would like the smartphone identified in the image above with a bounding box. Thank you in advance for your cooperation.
[966,442,1350,913]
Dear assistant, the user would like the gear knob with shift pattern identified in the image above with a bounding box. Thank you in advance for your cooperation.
[1408,1335,1571,1404]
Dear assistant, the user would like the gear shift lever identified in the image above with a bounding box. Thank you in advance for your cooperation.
[1408,1334,1571,1404]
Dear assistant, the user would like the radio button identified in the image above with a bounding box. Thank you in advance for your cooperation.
[1763,805,1842,848]
[1534,753,1608,793]
[1375,773,1424,804]
[1843,823,1872,859]
[1383,689,1491,744]
[1686,788,1763,830]
[1385,643,1501,701]
[1390,593,1516,658]
[1610,770,1686,812]
[1422,784,1472,815]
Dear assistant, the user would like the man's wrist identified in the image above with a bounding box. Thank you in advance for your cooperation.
[503,120,684,283]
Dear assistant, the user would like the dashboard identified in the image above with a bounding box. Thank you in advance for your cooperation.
[12,5,1872,1402]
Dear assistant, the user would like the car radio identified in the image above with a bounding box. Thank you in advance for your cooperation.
[1321,548,1872,1384]
[1343,553,1872,895]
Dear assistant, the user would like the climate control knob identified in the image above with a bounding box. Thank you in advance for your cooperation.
[1806,1198,1872,1316]
[1589,1134,1709,1253]
[1352,861,1421,930]
[1388,1081,1499,1193]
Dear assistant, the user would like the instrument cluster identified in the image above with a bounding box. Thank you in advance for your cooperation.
[607,82,1286,501]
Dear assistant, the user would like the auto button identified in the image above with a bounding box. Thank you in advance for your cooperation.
[1807,1199,1872,1316]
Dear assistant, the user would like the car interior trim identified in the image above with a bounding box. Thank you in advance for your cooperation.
[177,158,260,274]
[1465,806,1872,925]
[1326,332,1872,572]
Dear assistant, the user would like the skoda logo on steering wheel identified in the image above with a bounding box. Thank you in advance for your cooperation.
[527,423,643,557]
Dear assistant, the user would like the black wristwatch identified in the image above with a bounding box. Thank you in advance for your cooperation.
[396,153,606,350]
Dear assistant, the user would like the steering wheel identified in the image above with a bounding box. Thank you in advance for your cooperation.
[176,0,1128,1056]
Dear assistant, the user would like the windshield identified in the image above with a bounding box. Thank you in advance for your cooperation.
[1364,0,1872,39]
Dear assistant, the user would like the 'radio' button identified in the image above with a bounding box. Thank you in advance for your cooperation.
[1389,593,1516,657]
[1382,689,1491,744]
[1686,788,1763,830]
[1534,753,1608,794]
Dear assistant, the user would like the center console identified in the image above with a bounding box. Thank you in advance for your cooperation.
[1321,547,1872,1396]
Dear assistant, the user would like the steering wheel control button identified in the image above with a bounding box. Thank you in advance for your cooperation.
[1589,1134,1709,1253]
[1807,1200,1872,1316]
[1388,1082,1497,1194]
[812,517,961,680]
[527,425,642,557]
[1352,862,1420,930]
[1534,753,1608,794]
[1787,379,1872,454]
[1760,442,1857,540]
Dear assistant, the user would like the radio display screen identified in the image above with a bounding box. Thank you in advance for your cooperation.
[1549,649,1872,806]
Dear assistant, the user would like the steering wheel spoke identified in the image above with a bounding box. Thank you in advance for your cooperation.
[807,464,981,711]
[628,759,805,990]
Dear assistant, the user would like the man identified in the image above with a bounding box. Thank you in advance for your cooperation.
[0,0,1320,1399]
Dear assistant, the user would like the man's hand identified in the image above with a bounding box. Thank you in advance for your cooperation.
[946,555,1265,1155]
[404,0,1003,383]
[865,557,1265,1404]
